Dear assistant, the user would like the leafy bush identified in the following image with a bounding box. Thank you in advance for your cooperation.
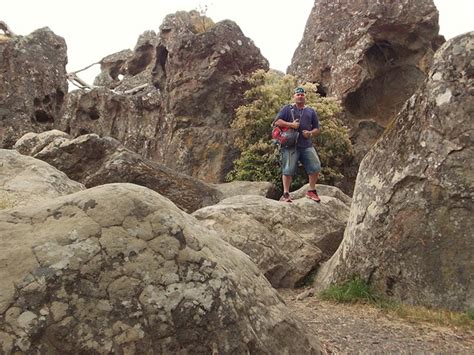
[320,278,378,303]
[468,307,474,320]
[227,69,352,192]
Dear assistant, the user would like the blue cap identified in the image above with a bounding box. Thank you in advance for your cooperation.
[294,87,305,94]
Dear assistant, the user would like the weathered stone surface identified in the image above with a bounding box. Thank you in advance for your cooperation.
[211,180,280,200]
[13,130,70,156]
[315,33,474,311]
[289,0,444,160]
[15,131,222,213]
[0,183,321,353]
[93,49,134,88]
[291,183,352,207]
[193,191,350,288]
[0,149,84,210]
[59,11,269,182]
[0,28,68,148]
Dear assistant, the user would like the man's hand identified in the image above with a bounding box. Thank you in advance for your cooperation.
[302,130,312,138]
[290,120,300,129]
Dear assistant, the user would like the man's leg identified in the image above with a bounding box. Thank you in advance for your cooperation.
[301,147,321,202]
[308,172,319,190]
[282,174,293,193]
[280,147,297,202]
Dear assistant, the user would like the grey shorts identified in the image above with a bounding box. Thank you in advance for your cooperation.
[281,146,321,176]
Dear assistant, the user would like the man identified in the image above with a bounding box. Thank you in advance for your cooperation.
[274,87,321,203]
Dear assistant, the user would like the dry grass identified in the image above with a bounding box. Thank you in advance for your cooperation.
[0,34,12,43]
[281,288,474,353]
[383,303,474,330]
[319,279,474,330]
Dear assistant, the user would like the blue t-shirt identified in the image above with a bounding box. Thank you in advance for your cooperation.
[276,104,320,148]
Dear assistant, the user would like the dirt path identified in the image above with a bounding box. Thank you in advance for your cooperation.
[279,289,474,354]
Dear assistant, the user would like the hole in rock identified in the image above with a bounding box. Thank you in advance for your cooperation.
[34,110,54,123]
[88,107,100,120]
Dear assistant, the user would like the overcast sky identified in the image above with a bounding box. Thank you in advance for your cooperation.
[3,0,473,84]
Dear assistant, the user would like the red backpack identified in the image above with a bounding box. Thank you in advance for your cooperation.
[271,105,299,148]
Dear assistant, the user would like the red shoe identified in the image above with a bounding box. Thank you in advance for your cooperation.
[280,192,292,203]
[306,190,320,202]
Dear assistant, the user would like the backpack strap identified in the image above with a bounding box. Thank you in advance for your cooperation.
[290,105,295,122]
[271,104,294,126]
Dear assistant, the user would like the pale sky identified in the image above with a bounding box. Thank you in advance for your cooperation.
[3,0,473,84]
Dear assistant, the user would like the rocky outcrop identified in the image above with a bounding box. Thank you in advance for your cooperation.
[193,190,350,288]
[211,181,280,200]
[0,183,321,353]
[59,11,269,182]
[0,28,68,148]
[289,0,444,160]
[315,33,474,311]
[291,184,352,207]
[14,131,222,213]
[93,49,134,88]
[0,149,84,210]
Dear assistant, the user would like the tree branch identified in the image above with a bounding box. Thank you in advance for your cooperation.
[66,72,94,90]
[0,21,16,37]
[70,61,101,74]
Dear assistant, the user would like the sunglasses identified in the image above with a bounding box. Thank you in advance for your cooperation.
[295,93,305,97]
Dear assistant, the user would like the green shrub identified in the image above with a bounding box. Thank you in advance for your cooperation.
[319,278,378,303]
[468,308,474,320]
[227,69,353,192]
[320,279,474,329]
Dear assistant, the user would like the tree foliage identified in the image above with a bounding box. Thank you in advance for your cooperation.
[227,69,353,192]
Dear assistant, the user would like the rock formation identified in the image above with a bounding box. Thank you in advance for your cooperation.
[289,0,444,160]
[14,130,282,212]
[315,33,474,312]
[0,28,68,148]
[193,190,350,288]
[14,131,222,213]
[0,183,321,353]
[0,149,84,210]
[210,180,280,200]
[59,11,269,182]
[291,183,352,207]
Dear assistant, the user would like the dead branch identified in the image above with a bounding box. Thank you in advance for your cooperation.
[119,83,150,95]
[71,61,101,75]
[0,21,16,37]
[66,72,94,90]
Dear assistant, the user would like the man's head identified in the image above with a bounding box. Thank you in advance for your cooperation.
[294,87,305,106]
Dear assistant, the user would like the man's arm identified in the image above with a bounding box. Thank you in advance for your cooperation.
[302,127,319,138]
[302,110,320,138]
[310,110,320,136]
[308,127,320,137]
[275,118,300,129]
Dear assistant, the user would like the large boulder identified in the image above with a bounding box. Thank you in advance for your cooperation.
[0,28,68,148]
[288,0,444,160]
[0,183,321,353]
[0,149,84,210]
[291,183,352,207]
[193,190,350,288]
[210,180,280,200]
[14,131,222,213]
[59,11,269,182]
[315,33,474,311]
